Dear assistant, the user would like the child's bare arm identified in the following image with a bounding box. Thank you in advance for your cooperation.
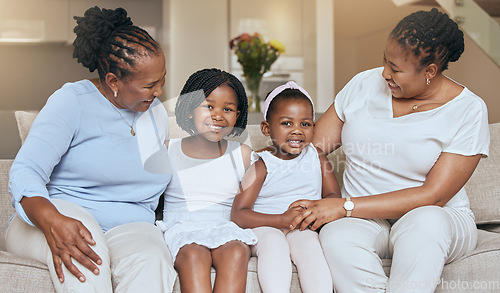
[231,159,301,229]
[317,146,341,199]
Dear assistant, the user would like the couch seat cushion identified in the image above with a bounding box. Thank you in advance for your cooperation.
[0,251,55,292]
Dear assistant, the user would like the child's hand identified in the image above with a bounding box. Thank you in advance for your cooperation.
[289,198,345,231]
[282,206,306,230]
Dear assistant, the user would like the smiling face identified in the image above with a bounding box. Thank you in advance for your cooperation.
[191,84,240,142]
[110,51,166,112]
[262,97,314,160]
[382,37,428,99]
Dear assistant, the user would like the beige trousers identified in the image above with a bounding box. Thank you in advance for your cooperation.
[6,199,176,293]
[319,206,478,293]
[251,226,333,293]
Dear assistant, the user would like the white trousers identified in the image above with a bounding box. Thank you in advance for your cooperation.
[6,199,177,293]
[319,206,478,293]
[252,226,333,293]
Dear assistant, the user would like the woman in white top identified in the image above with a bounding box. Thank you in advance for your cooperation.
[290,8,490,293]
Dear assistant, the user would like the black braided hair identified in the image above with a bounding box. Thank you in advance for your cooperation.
[73,6,160,80]
[390,8,464,72]
[264,89,313,121]
[175,68,248,136]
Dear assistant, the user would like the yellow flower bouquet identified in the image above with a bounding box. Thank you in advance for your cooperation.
[229,32,285,111]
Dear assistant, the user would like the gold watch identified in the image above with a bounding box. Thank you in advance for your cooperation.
[344,197,354,217]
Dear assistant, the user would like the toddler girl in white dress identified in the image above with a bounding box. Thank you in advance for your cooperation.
[231,81,340,293]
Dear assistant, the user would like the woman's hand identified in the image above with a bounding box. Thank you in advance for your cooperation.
[290,152,484,224]
[44,213,102,283]
[289,198,346,231]
[20,197,102,283]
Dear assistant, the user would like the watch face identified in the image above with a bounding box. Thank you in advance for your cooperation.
[344,200,354,211]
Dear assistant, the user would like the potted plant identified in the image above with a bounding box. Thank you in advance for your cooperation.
[229,32,285,112]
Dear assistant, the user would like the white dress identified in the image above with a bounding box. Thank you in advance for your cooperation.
[252,144,323,215]
[156,138,257,261]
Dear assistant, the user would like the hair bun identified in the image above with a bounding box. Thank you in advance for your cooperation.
[73,6,133,72]
[390,8,464,71]
[74,7,132,43]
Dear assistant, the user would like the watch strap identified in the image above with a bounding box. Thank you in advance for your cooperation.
[344,197,354,217]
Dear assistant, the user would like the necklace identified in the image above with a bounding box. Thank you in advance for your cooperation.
[111,104,137,136]
[99,81,136,136]
[412,75,445,111]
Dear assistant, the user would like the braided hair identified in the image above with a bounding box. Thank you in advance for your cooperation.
[73,6,160,81]
[265,89,312,121]
[390,8,464,72]
[175,68,248,136]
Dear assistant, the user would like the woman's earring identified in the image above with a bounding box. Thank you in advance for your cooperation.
[114,91,118,98]
[426,78,430,86]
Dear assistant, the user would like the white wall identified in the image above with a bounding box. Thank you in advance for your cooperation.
[315,0,335,112]
[0,1,163,159]
[1,0,499,159]
[334,1,500,123]
[166,0,229,100]
[447,34,500,124]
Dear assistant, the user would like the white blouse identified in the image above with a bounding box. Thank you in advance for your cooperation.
[334,67,490,217]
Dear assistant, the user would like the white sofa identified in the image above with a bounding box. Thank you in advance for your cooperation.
[1,111,499,292]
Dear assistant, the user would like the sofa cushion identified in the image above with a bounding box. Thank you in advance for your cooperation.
[0,160,15,251]
[14,111,37,144]
[0,251,55,292]
[465,123,500,224]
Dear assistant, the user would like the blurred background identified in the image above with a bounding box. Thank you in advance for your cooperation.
[1,0,499,158]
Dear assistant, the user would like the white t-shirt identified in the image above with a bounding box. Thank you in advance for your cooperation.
[334,67,490,217]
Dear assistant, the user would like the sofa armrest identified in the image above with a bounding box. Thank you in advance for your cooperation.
[0,159,15,251]
[478,224,500,234]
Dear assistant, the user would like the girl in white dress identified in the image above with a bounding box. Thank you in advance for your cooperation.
[231,81,340,293]
[156,68,257,293]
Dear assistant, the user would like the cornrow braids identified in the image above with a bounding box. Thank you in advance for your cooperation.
[390,8,464,72]
[265,89,312,121]
[176,68,248,136]
[73,6,160,80]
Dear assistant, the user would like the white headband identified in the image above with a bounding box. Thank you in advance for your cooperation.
[262,81,315,121]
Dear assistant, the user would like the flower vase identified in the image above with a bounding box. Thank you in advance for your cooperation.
[245,74,263,112]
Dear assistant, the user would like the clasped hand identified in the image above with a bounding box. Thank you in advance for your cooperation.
[287,198,346,231]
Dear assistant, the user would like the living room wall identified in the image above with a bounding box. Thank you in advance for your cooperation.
[1,0,499,159]
[334,1,500,125]
[0,44,95,159]
[0,0,163,159]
